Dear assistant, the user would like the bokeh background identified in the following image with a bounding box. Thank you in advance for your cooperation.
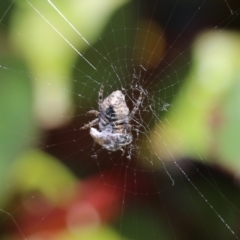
[1,0,240,239]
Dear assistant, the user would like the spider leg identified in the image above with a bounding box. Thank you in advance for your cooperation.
[80,118,99,130]
[111,118,127,126]
[111,119,131,133]
[87,110,100,116]
[112,125,130,134]
[98,84,104,112]
[128,90,143,120]
[116,124,131,131]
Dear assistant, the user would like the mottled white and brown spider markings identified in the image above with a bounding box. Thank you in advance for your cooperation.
[80,85,143,151]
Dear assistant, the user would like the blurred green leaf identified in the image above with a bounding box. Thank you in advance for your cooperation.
[0,57,35,198]
[9,150,77,205]
[151,30,240,174]
[214,80,240,173]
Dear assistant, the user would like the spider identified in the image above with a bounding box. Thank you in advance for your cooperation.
[80,85,143,151]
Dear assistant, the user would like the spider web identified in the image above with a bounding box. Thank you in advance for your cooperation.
[1,0,240,239]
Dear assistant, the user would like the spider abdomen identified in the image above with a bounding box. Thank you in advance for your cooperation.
[101,91,129,120]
